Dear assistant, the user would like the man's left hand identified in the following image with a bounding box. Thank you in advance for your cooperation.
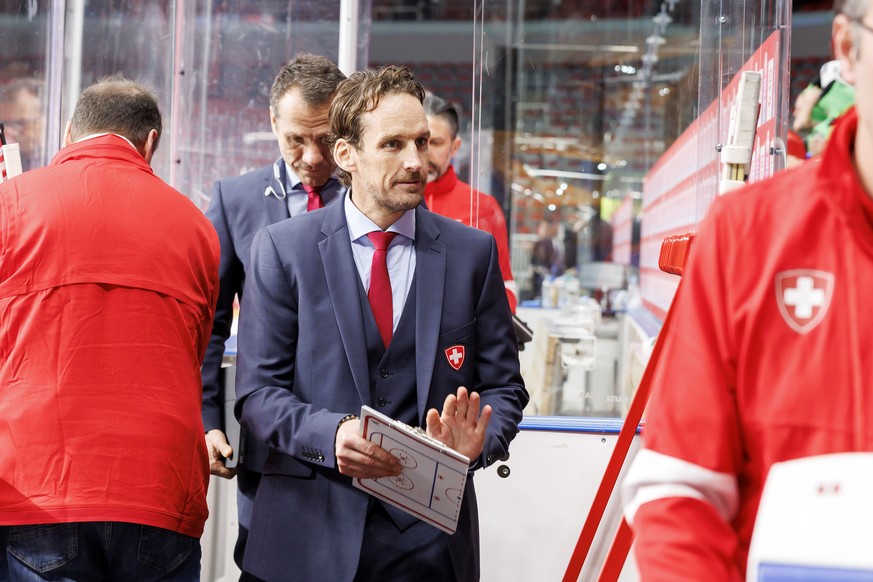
[426,386,492,460]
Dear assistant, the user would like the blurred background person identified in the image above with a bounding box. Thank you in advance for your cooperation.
[0,78,46,171]
[585,199,613,263]
[530,219,562,301]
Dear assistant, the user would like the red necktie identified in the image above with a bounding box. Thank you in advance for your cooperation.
[303,183,323,211]
[367,231,397,347]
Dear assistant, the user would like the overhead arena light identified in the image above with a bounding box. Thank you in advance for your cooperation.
[522,164,607,181]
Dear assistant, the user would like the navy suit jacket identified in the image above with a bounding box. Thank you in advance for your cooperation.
[235,195,528,581]
[201,161,342,471]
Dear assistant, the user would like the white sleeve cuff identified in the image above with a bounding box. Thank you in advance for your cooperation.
[622,448,739,526]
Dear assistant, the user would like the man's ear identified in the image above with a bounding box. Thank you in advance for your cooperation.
[450,136,462,157]
[833,13,858,86]
[333,138,356,175]
[270,108,279,137]
[63,120,73,147]
[142,129,159,165]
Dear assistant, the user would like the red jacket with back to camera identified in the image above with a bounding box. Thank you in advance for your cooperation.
[623,108,873,580]
[424,165,517,311]
[0,135,219,537]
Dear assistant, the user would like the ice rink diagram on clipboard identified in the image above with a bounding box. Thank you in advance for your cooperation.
[353,406,469,534]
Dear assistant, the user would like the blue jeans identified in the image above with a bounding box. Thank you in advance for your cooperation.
[4,522,200,582]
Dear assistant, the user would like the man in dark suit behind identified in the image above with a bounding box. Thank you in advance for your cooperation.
[200,53,346,575]
[530,219,561,299]
[235,65,529,581]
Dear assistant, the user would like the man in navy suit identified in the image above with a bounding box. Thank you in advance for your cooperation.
[235,65,528,581]
[200,53,346,575]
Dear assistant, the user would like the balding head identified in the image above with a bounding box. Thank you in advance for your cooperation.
[69,75,162,156]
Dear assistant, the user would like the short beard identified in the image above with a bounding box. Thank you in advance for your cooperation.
[374,190,422,213]
[366,174,424,213]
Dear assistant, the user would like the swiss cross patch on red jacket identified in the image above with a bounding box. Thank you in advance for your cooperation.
[775,269,834,334]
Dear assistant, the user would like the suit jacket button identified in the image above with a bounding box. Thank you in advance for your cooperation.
[380,368,389,378]
[378,397,387,407]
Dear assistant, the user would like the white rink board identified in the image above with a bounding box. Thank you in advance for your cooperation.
[477,421,640,582]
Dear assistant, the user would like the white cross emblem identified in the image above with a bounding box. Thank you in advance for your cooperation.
[783,277,825,319]
[775,269,834,334]
[445,345,465,371]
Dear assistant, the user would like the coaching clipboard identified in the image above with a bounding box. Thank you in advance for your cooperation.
[353,406,470,534]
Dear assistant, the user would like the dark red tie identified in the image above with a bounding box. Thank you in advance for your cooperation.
[303,183,323,211]
[367,231,397,347]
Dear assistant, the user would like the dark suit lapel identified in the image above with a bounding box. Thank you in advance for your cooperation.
[263,161,290,223]
[414,207,446,421]
[318,194,371,405]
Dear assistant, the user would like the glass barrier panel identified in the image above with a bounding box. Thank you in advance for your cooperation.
[3,1,353,207]
[56,1,175,178]
[172,1,345,208]
[368,0,696,419]
[471,0,703,419]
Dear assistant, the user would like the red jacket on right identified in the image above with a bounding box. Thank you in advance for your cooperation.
[623,108,873,580]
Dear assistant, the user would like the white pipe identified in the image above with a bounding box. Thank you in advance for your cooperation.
[44,0,67,161]
[66,0,84,131]
[338,0,359,76]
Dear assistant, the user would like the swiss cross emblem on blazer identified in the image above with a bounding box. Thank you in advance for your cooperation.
[775,269,834,334]
[445,345,465,370]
